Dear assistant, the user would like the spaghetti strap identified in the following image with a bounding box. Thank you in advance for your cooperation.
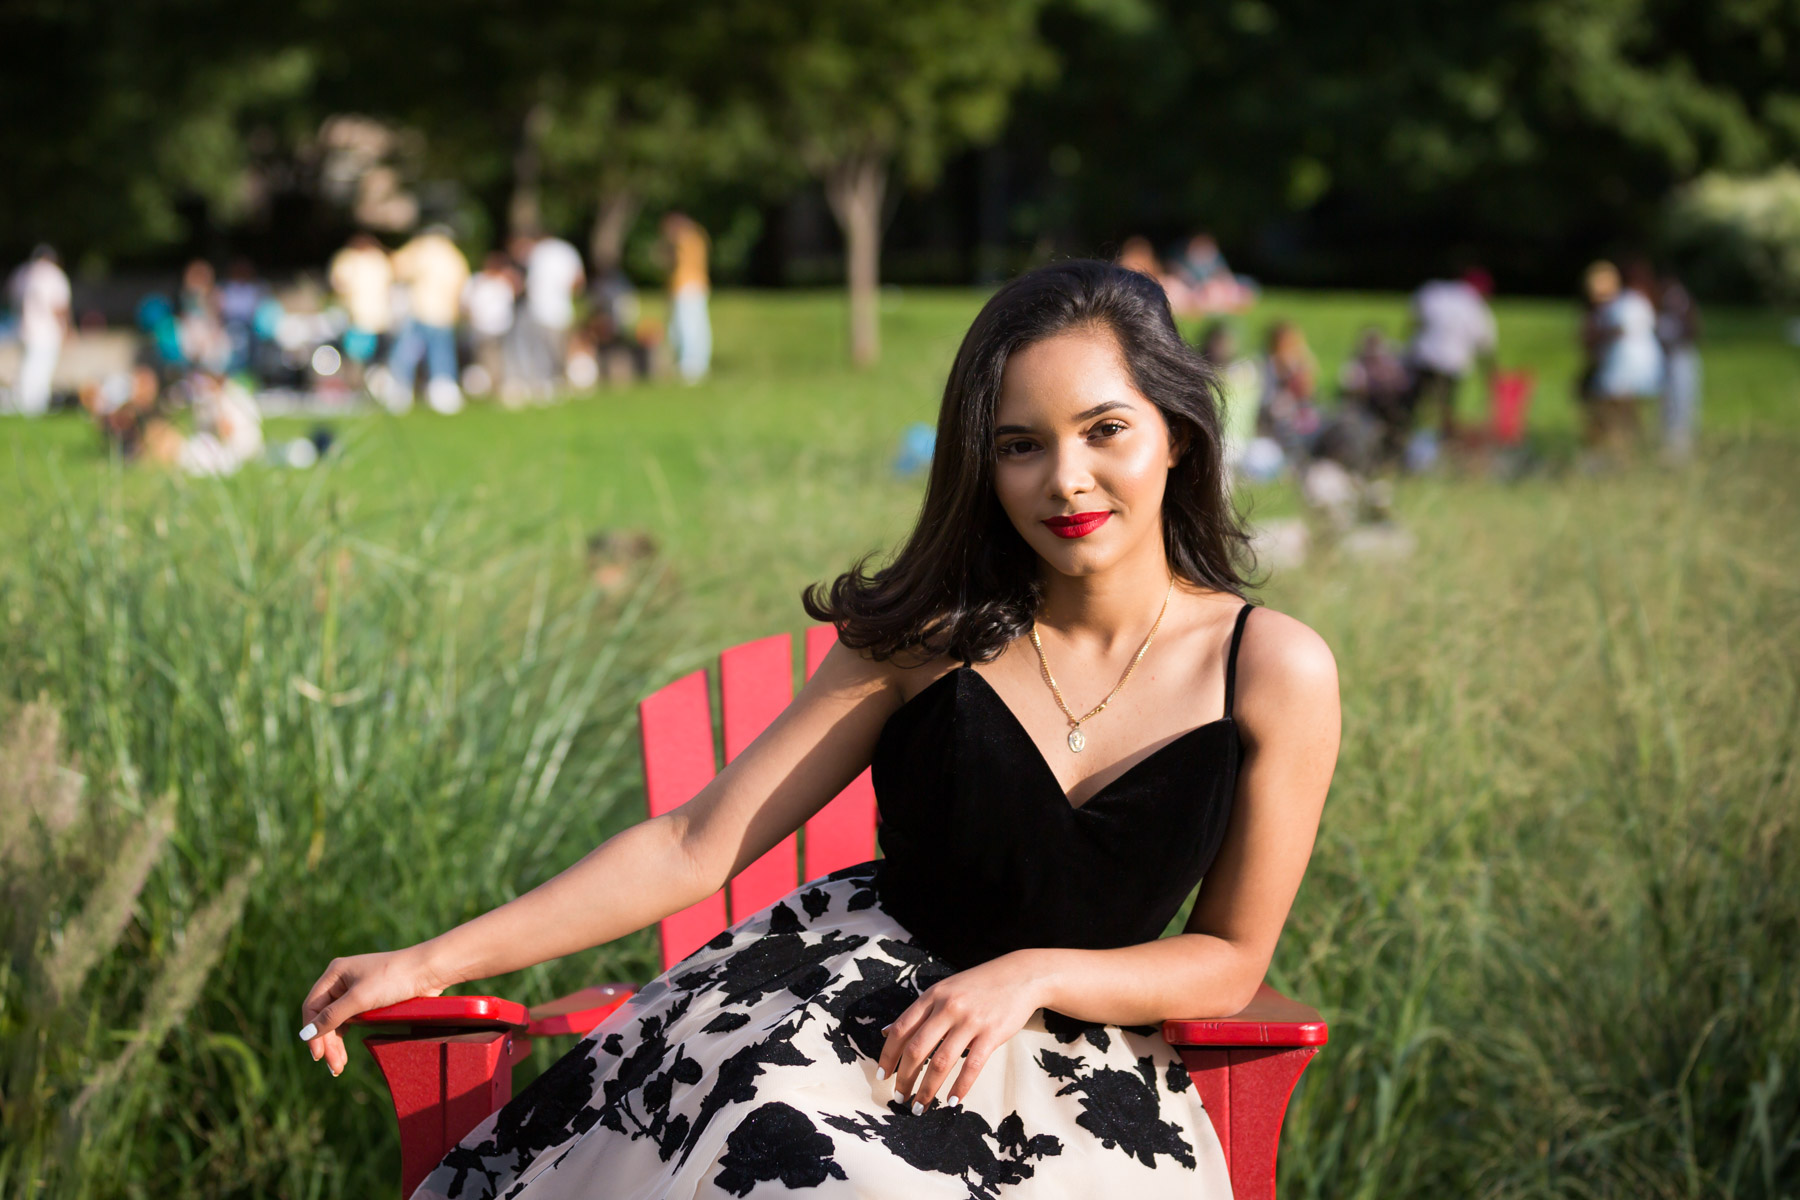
[1223,603,1254,718]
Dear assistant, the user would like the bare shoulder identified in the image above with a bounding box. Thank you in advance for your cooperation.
[808,638,956,711]
[1235,606,1340,738]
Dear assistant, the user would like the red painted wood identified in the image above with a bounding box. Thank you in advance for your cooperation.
[802,625,880,881]
[1226,1046,1319,1200]
[443,1030,519,1177]
[524,984,638,1038]
[721,635,800,920]
[1178,1048,1231,1169]
[364,1036,448,1200]
[353,995,528,1029]
[639,669,728,971]
[364,1031,520,1198]
[1161,982,1328,1047]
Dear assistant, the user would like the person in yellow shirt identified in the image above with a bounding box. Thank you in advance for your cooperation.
[661,212,710,382]
[384,225,471,413]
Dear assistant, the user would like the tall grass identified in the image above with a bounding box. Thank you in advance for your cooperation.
[0,466,682,1196]
[1270,438,1800,1198]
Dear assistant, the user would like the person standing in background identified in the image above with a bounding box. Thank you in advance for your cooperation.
[385,225,471,414]
[7,245,70,416]
[1588,260,1664,462]
[1404,268,1497,443]
[329,233,395,392]
[661,212,711,382]
[218,258,264,378]
[521,232,585,397]
[462,251,520,402]
[1656,273,1703,463]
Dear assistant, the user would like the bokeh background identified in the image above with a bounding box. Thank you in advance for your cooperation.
[2,2,1797,1197]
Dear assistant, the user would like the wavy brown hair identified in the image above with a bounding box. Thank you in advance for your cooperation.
[803,259,1251,664]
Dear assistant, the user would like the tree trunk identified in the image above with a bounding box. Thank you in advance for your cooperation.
[589,189,639,274]
[507,103,551,238]
[823,155,887,367]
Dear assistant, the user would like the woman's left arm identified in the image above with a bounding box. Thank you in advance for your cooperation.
[882,611,1340,1109]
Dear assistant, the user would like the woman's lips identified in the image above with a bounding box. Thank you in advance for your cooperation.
[1042,511,1111,539]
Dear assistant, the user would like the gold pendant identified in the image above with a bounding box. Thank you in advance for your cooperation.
[1068,726,1086,753]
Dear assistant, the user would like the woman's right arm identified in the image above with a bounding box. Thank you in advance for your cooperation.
[298,640,903,1075]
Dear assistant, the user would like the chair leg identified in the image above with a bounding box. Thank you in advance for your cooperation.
[365,1029,530,1199]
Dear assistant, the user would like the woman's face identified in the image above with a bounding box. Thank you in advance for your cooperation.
[991,326,1182,578]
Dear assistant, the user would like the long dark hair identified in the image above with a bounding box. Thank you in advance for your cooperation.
[803,259,1251,664]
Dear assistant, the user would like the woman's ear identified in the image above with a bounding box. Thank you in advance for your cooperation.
[1167,422,1190,469]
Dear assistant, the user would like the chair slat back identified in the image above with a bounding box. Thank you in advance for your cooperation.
[638,670,729,970]
[637,628,880,973]
[802,625,879,880]
[721,635,801,922]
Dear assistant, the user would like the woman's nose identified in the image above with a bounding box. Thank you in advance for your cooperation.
[1046,441,1097,501]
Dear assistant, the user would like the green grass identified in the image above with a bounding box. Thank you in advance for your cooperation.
[1,289,1797,1197]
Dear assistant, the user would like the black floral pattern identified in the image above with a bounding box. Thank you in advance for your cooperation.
[411,867,1224,1200]
[824,1102,1062,1199]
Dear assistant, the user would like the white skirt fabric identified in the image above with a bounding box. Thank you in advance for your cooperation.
[410,863,1231,1199]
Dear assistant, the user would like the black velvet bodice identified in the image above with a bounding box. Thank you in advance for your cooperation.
[870,605,1250,970]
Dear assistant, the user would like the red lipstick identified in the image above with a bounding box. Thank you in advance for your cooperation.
[1042,511,1111,539]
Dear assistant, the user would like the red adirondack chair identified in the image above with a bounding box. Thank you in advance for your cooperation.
[351,627,1328,1198]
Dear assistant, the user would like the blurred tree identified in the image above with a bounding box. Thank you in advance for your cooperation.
[1011,0,1800,290]
[0,1,315,266]
[727,0,1054,363]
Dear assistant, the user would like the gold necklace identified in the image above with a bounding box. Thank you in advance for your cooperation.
[1029,578,1174,753]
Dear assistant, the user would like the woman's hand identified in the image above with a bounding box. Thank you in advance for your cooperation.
[298,946,448,1077]
[876,950,1049,1112]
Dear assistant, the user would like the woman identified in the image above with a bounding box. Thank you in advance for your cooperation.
[299,261,1340,1198]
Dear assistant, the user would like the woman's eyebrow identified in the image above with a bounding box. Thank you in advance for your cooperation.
[993,400,1133,437]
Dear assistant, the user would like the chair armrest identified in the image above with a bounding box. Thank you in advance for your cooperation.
[350,995,530,1031]
[525,984,637,1038]
[1162,983,1328,1048]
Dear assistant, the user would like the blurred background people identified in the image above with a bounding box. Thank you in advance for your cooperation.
[178,258,230,374]
[1586,259,1665,461]
[1405,268,1497,442]
[1197,320,1263,484]
[522,230,585,394]
[6,244,70,415]
[462,250,520,401]
[1167,232,1257,313]
[1116,236,1163,280]
[218,258,265,377]
[385,225,470,414]
[661,212,711,382]
[1338,327,1415,468]
[329,233,394,390]
[1657,272,1703,462]
[1260,319,1320,457]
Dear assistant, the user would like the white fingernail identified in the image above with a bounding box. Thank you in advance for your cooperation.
[911,1101,924,1116]
[875,1067,886,1081]
[949,1095,961,1107]
[298,1023,317,1041]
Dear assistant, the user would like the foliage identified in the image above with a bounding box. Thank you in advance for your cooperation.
[0,1,315,265]
[1665,167,1800,303]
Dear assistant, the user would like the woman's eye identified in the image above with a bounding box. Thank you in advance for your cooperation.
[996,440,1038,457]
[1092,421,1127,439]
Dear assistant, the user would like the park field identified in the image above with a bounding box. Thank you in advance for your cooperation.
[2,289,1797,1198]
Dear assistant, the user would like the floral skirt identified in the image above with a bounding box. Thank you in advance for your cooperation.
[411,863,1230,1199]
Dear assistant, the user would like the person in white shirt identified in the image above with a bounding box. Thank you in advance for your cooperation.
[462,252,520,401]
[510,232,585,396]
[8,246,71,416]
[1404,269,1498,442]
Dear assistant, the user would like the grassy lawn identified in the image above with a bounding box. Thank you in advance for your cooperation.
[2,288,1796,1197]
